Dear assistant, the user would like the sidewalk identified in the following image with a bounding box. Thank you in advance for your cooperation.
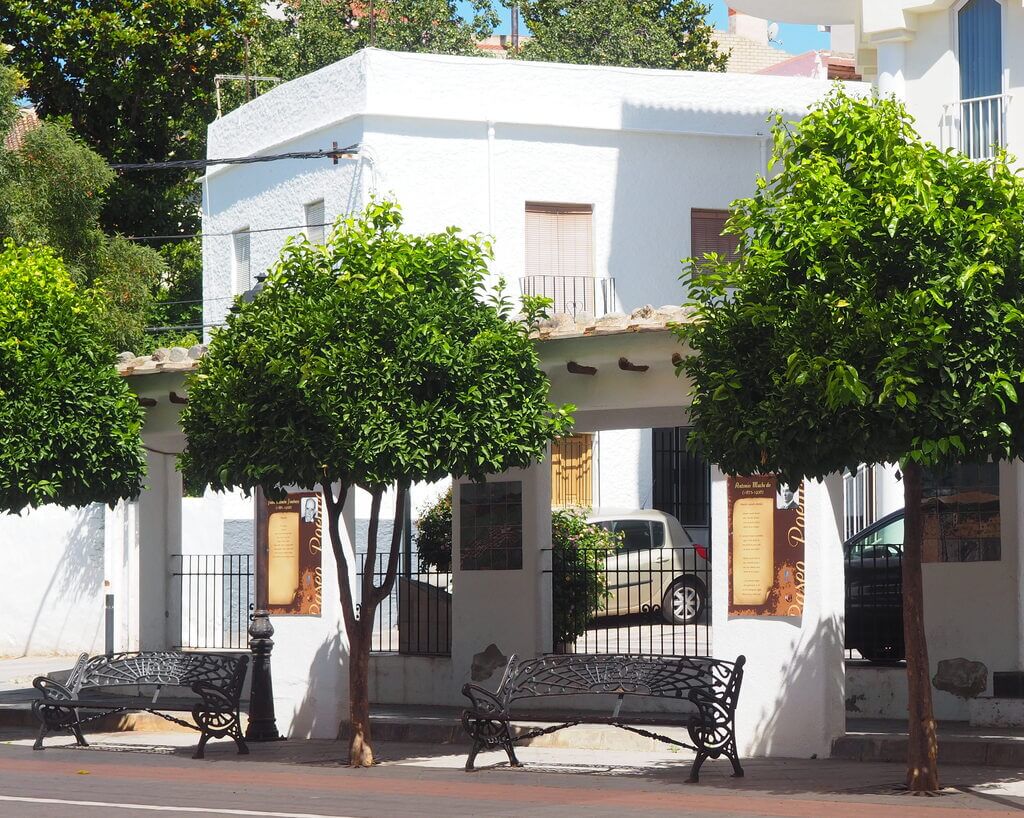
[1,727,1023,816]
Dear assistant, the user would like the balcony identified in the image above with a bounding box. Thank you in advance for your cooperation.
[519,275,616,319]
[942,94,1011,161]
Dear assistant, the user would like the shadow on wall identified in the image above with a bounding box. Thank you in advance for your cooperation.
[4,504,106,658]
[289,633,344,740]
[746,613,844,757]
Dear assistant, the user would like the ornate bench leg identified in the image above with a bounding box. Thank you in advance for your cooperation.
[231,719,249,755]
[687,750,708,784]
[727,742,743,778]
[32,723,48,751]
[465,739,483,772]
[193,732,210,760]
[71,717,90,748]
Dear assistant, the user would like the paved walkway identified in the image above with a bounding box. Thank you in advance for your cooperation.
[0,728,1022,817]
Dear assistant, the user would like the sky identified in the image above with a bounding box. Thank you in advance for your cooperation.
[456,1,830,56]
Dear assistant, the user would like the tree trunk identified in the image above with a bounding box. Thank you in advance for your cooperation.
[347,625,373,767]
[322,481,408,768]
[901,461,939,792]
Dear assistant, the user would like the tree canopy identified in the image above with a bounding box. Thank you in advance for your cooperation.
[679,90,1024,484]
[181,200,571,495]
[513,0,727,71]
[249,0,500,84]
[0,0,260,237]
[677,88,1024,793]
[0,65,166,352]
[0,241,146,512]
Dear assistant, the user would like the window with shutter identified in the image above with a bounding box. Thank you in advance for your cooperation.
[690,209,739,279]
[233,229,251,294]
[524,203,595,314]
[305,199,326,245]
[551,434,593,508]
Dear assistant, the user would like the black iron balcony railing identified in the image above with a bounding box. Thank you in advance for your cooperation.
[519,275,616,319]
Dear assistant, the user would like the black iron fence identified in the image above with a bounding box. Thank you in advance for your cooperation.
[170,554,254,650]
[357,552,452,656]
[844,546,904,663]
[545,545,712,657]
[519,275,615,318]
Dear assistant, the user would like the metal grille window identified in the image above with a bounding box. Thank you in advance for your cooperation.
[652,427,710,528]
[305,199,326,245]
[233,228,251,294]
[690,209,739,279]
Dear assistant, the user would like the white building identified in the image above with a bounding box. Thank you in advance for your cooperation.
[201,47,859,533]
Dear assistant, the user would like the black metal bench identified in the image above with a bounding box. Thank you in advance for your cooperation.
[461,653,745,782]
[32,651,249,759]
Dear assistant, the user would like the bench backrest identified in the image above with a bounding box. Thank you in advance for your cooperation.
[497,654,745,708]
[69,651,248,696]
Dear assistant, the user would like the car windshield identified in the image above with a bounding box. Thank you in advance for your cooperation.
[848,516,904,559]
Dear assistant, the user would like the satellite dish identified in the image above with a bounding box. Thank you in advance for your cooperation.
[767,21,780,42]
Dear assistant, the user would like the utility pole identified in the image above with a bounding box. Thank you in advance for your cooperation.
[369,0,376,47]
[510,3,519,52]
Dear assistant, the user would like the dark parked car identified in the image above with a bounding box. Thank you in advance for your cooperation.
[844,510,905,662]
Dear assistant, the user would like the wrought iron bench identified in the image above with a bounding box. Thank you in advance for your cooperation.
[461,653,745,783]
[32,651,249,759]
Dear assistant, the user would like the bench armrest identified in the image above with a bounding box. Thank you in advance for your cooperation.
[192,681,236,712]
[461,683,506,719]
[33,676,74,702]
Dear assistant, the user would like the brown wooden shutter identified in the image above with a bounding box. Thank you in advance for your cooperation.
[690,208,739,278]
[551,434,593,508]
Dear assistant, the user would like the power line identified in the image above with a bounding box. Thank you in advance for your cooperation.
[126,220,337,243]
[111,143,359,172]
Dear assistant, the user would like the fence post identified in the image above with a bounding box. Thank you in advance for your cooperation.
[104,594,115,655]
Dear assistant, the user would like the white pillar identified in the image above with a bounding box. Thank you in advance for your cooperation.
[874,463,904,518]
[452,459,552,685]
[135,450,182,650]
[712,469,846,758]
[876,42,907,99]
[272,489,354,739]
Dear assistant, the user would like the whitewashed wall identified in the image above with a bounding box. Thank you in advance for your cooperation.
[0,504,106,657]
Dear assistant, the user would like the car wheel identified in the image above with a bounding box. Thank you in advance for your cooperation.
[662,578,704,625]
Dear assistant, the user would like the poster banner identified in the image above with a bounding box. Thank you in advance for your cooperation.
[256,490,323,616]
[727,475,805,618]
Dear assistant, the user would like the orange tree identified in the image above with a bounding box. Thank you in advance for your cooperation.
[180,201,572,766]
[677,89,1024,793]
[0,242,145,511]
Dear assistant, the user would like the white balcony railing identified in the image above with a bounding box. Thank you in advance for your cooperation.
[519,275,616,319]
[942,94,1010,160]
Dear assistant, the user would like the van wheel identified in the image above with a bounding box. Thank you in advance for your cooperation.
[663,579,704,625]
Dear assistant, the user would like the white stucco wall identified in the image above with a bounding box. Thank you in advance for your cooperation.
[203,49,867,334]
[0,504,106,657]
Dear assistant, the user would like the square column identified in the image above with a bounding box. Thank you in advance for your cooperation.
[712,469,846,758]
[452,460,553,687]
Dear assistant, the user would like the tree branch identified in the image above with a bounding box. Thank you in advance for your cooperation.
[322,482,357,636]
[371,482,408,608]
[361,487,384,607]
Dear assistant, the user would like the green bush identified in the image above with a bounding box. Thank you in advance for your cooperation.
[415,487,453,572]
[414,492,614,645]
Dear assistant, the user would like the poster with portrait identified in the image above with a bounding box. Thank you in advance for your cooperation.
[255,489,323,616]
[727,475,805,618]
